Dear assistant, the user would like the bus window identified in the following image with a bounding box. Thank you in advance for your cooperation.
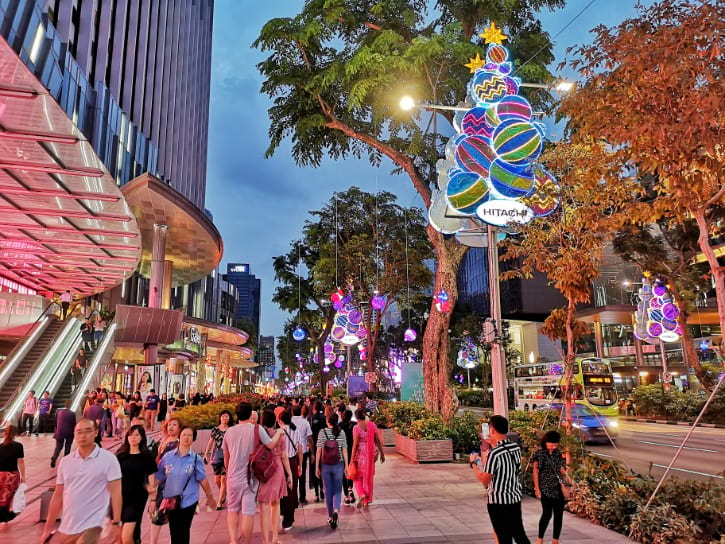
[586,386,617,406]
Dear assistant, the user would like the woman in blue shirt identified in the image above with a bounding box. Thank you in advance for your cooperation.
[153,426,215,544]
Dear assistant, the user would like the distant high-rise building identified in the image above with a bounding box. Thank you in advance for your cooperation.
[257,335,275,380]
[225,264,261,334]
[1,0,214,209]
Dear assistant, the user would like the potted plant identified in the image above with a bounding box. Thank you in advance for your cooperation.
[395,415,453,463]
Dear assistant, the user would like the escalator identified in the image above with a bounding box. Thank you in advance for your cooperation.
[0,316,82,426]
[69,322,116,412]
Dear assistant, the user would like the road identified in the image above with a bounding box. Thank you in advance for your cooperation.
[588,420,725,482]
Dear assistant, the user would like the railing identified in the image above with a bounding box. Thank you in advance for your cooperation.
[71,322,117,413]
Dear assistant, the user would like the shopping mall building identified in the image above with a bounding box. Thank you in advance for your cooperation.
[0,0,255,423]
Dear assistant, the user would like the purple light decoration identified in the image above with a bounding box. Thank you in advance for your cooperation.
[404,328,417,342]
[662,302,680,320]
[647,321,663,337]
[334,360,343,369]
[322,365,330,373]
[652,282,668,297]
[371,294,386,310]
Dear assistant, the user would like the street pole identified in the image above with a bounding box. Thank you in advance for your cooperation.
[467,366,471,389]
[487,224,508,417]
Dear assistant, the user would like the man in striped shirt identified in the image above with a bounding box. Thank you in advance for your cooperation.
[470,415,531,544]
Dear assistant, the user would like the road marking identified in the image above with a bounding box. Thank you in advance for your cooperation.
[637,440,717,453]
[652,464,724,479]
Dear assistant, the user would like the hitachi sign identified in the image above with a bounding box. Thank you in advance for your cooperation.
[475,200,533,226]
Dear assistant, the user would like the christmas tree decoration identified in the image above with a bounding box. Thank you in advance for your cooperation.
[428,22,560,232]
[633,276,683,343]
[404,328,417,342]
[371,294,386,310]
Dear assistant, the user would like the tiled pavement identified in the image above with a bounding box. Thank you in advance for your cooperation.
[1,433,633,543]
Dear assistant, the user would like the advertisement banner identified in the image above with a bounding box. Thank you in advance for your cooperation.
[348,375,369,399]
[401,362,425,403]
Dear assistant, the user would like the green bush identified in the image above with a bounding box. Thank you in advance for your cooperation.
[629,504,698,544]
[456,388,484,407]
[375,401,431,435]
[173,402,237,429]
[632,385,725,424]
[408,415,449,440]
[448,410,484,453]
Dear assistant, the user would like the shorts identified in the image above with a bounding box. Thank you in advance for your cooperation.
[212,462,226,476]
[226,479,257,516]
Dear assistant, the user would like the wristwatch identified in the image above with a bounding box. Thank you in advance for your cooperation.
[111,521,123,527]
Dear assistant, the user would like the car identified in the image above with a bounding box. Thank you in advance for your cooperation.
[537,403,618,445]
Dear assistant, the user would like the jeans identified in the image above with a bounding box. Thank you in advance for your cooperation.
[321,462,344,518]
[298,451,309,502]
[38,413,52,434]
[487,502,531,544]
[538,495,565,539]
[20,413,34,434]
[52,436,73,462]
[167,502,197,544]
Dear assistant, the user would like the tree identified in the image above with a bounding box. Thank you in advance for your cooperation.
[560,0,725,354]
[612,221,714,387]
[304,187,433,383]
[236,317,258,353]
[273,188,431,392]
[255,0,564,419]
[500,142,631,417]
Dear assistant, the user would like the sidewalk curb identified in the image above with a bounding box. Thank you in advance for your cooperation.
[621,417,725,429]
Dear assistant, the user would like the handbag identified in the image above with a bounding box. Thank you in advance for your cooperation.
[543,451,571,500]
[346,460,358,480]
[12,482,27,513]
[249,425,278,483]
[160,454,197,512]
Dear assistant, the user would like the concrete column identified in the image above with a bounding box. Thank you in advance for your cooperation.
[487,224,508,418]
[148,224,168,309]
[634,336,644,367]
[593,320,605,358]
[162,260,173,309]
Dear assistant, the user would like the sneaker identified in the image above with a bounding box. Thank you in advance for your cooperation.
[282,525,293,532]
[330,511,338,530]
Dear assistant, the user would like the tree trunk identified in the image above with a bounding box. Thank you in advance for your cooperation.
[422,231,467,422]
[693,210,725,366]
[563,297,577,425]
[667,283,710,389]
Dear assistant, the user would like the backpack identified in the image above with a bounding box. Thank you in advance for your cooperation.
[321,429,341,465]
[249,425,278,483]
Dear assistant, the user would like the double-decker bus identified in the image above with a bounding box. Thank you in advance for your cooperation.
[512,357,618,417]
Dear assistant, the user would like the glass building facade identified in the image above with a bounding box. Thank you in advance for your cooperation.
[0,0,213,209]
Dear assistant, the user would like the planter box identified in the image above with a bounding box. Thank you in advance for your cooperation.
[376,428,396,447]
[395,433,452,463]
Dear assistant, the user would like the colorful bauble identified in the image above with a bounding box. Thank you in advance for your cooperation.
[446,171,490,214]
[492,119,543,165]
[455,135,496,177]
[494,95,533,122]
[527,166,560,217]
[504,77,520,95]
[662,302,680,320]
[487,44,508,64]
[331,326,346,341]
[292,325,306,342]
[485,106,501,128]
[653,282,667,297]
[371,294,386,310]
[489,159,534,198]
[348,309,362,325]
[462,107,494,137]
[469,70,507,106]
[404,328,417,342]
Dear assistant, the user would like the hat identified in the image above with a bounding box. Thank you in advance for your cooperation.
[274,406,286,419]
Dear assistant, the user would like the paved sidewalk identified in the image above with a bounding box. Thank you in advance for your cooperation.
[1,434,634,543]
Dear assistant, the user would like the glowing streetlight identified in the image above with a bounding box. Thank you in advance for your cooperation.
[399,95,416,111]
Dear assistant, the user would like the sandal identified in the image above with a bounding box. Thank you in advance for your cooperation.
[356,495,366,509]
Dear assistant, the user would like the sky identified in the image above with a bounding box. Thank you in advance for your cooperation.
[204,0,653,343]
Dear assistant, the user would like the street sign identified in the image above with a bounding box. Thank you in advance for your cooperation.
[365,372,377,384]
[662,371,672,382]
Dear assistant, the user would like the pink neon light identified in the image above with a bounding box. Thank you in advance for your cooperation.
[0,223,138,238]
[0,185,120,202]
[0,206,131,222]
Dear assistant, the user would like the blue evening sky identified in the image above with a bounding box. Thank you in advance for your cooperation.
[205,0,653,343]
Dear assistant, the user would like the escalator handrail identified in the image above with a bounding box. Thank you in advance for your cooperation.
[70,322,117,413]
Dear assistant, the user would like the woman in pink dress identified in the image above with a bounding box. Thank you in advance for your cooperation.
[257,410,293,544]
[351,409,385,508]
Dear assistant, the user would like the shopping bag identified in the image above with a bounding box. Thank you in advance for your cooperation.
[12,482,27,513]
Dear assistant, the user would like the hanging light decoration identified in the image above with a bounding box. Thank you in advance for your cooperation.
[435,291,450,313]
[292,325,306,342]
[404,328,417,342]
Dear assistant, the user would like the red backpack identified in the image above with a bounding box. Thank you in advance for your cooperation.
[321,429,341,465]
[248,425,278,483]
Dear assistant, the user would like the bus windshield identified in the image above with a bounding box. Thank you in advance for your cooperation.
[585,385,617,406]
[580,360,611,375]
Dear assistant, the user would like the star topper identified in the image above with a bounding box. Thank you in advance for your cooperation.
[480,22,508,45]
[464,52,486,73]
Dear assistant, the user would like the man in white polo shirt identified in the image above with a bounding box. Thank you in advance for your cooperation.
[40,418,122,544]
